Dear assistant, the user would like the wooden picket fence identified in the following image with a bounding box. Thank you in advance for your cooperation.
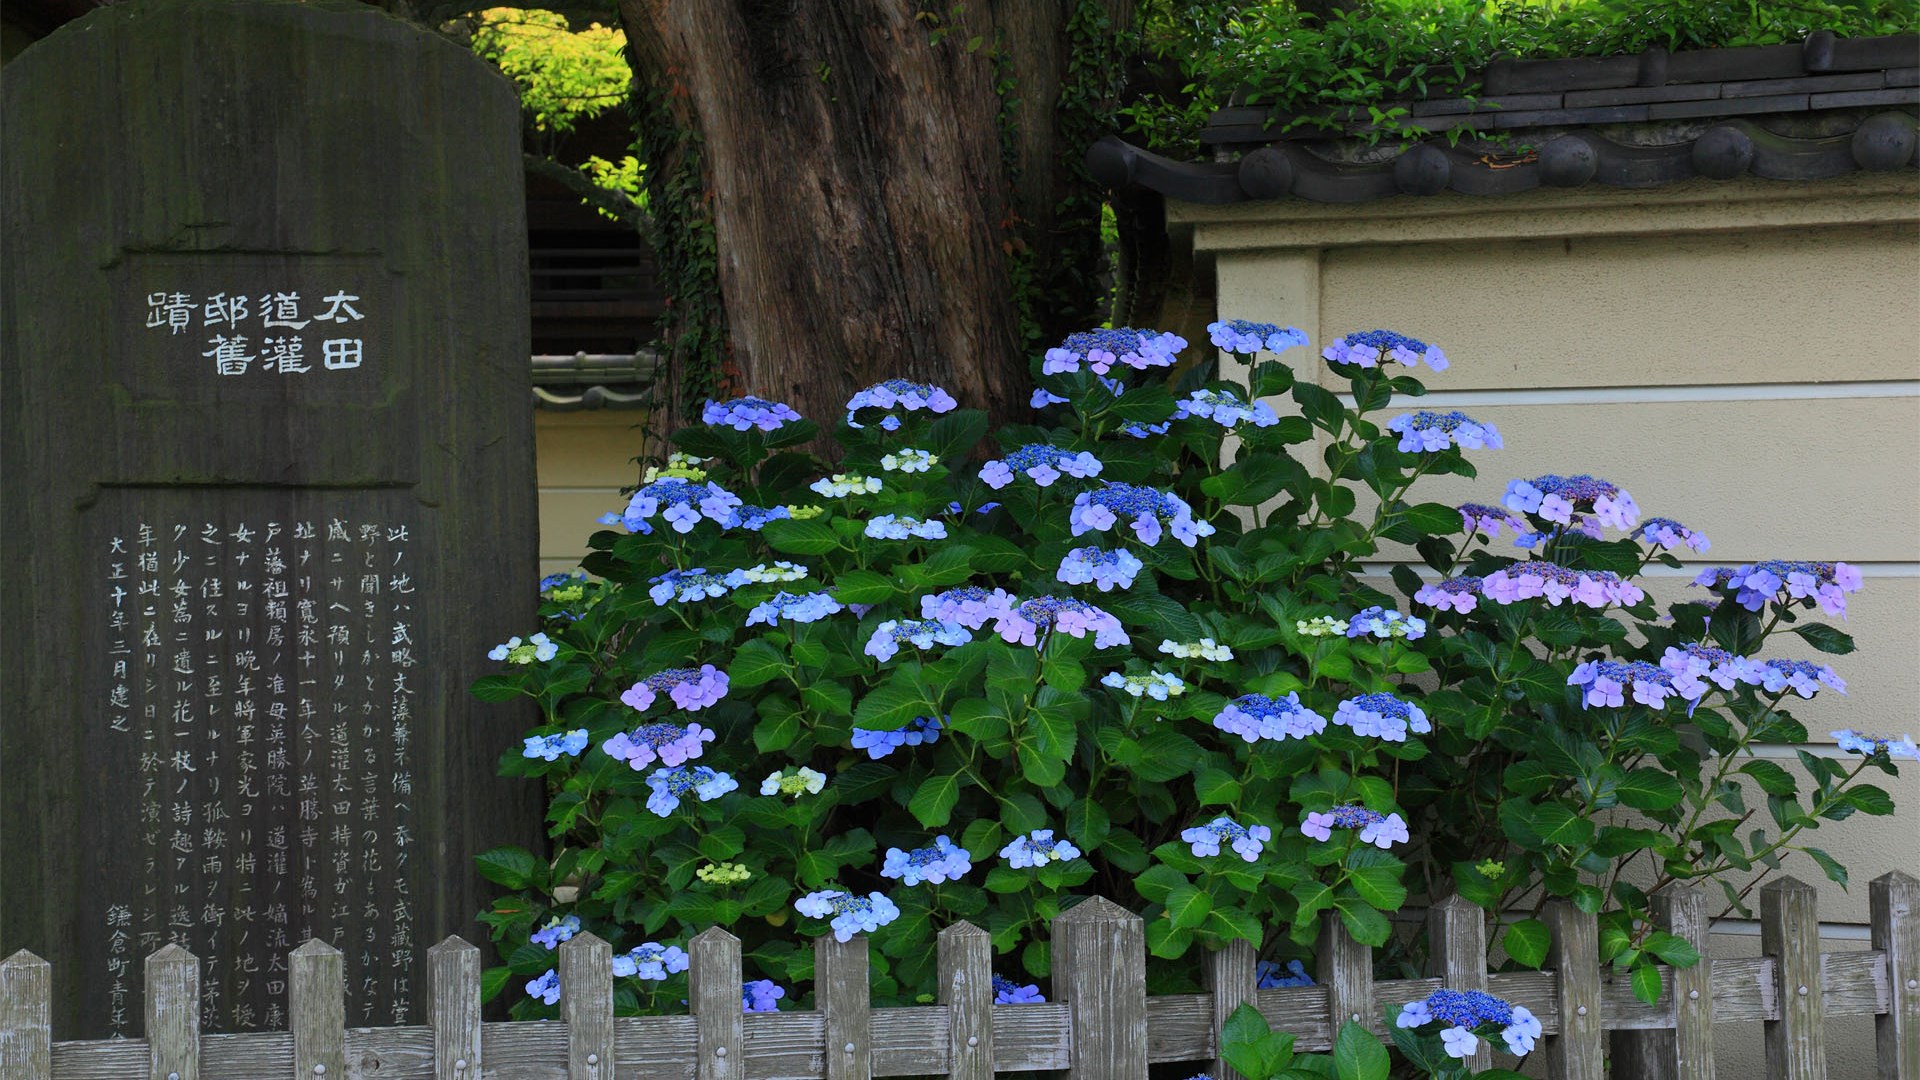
[2,873,1915,1080]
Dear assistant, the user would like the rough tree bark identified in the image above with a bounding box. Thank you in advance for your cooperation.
[618,0,1131,430]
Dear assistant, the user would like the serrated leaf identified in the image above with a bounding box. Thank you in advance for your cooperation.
[760,517,842,555]
[1615,769,1683,812]
[1791,622,1855,655]
[475,847,542,890]
[1740,760,1797,796]
[1165,883,1212,929]
[727,638,790,689]
[1503,918,1550,969]
[831,569,896,605]
[1333,1019,1390,1080]
[1631,961,1663,1005]
[909,771,964,827]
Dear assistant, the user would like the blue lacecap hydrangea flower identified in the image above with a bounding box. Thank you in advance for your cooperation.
[881,835,973,885]
[865,618,971,662]
[980,445,1102,489]
[1387,410,1501,452]
[1502,474,1637,530]
[526,968,561,1005]
[993,974,1045,1004]
[725,504,793,531]
[1832,729,1918,760]
[522,729,589,761]
[702,396,802,432]
[649,568,734,606]
[999,829,1081,869]
[1346,606,1426,640]
[1332,693,1431,742]
[1180,816,1272,861]
[1173,388,1278,429]
[796,890,902,941]
[1322,329,1448,370]
[1208,319,1308,355]
[1396,988,1541,1059]
[851,715,943,759]
[612,942,689,980]
[1302,805,1408,849]
[1212,692,1327,744]
[865,514,948,540]
[745,590,845,626]
[743,979,786,1012]
[1256,959,1314,988]
[624,477,743,534]
[1056,546,1144,592]
[844,379,958,428]
[645,765,739,817]
[1070,483,1214,547]
[531,914,581,950]
[1043,327,1186,375]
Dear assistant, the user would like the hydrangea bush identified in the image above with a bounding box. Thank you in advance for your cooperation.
[475,320,1905,1023]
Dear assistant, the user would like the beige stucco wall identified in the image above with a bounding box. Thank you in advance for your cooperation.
[1178,172,1920,1076]
[535,409,648,579]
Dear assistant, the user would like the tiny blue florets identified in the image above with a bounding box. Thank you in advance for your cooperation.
[1208,319,1308,355]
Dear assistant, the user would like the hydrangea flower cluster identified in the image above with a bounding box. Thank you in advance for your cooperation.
[1100,670,1187,700]
[1396,989,1541,1058]
[1832,730,1919,759]
[624,477,742,535]
[701,395,802,432]
[844,379,958,429]
[531,914,581,949]
[881,448,935,473]
[1207,319,1308,355]
[745,590,845,626]
[1480,563,1645,610]
[796,890,902,941]
[881,835,973,884]
[1295,616,1349,637]
[980,444,1103,489]
[540,571,588,603]
[1070,484,1215,547]
[522,729,589,761]
[1042,327,1186,374]
[920,586,1016,630]
[1346,606,1427,640]
[1503,474,1639,530]
[1213,693,1328,744]
[1181,817,1272,861]
[1634,517,1711,553]
[1460,503,1529,540]
[865,618,971,662]
[1120,420,1171,438]
[1757,658,1847,698]
[526,969,561,1005]
[865,514,947,540]
[622,666,730,712]
[993,596,1129,649]
[726,561,809,586]
[851,715,943,759]
[760,766,827,797]
[645,766,739,816]
[1694,560,1863,618]
[1173,388,1279,429]
[1302,805,1409,848]
[1160,638,1234,661]
[613,942,689,980]
[810,473,883,498]
[1256,959,1314,988]
[993,975,1046,1004]
[1322,329,1448,370]
[490,633,558,664]
[698,862,752,885]
[641,452,709,483]
[1387,410,1502,452]
[999,830,1082,868]
[723,504,793,531]
[1659,642,1747,690]
[1057,546,1144,591]
[1569,660,1702,709]
[1333,693,1432,741]
[1414,575,1484,614]
[649,568,734,606]
[743,979,785,1012]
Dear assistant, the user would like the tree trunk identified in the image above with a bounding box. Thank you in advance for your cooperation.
[618,0,1130,432]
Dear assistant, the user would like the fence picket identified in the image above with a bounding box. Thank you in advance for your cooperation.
[1760,877,1826,1080]
[1542,900,1603,1080]
[0,950,51,1080]
[1614,883,1714,1080]
[1426,896,1491,1071]
[936,921,992,1080]
[289,940,346,1080]
[1317,912,1375,1038]
[1207,938,1256,1080]
[145,944,200,1080]
[428,936,483,1080]
[559,932,614,1080]
[689,927,745,1080]
[1872,870,1920,1079]
[1054,896,1147,1080]
[814,934,871,1080]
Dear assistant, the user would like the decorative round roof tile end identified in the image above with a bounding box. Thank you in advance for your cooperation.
[1851,113,1919,172]
[1236,146,1294,200]
[1392,144,1451,195]
[1692,125,1755,180]
[1539,135,1598,188]
[1085,135,1136,189]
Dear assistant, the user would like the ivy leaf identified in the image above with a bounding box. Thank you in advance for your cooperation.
[1502,918,1550,969]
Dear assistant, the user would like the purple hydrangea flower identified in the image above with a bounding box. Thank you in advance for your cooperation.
[1460,503,1528,540]
[1414,575,1484,614]
[1322,329,1448,371]
[1346,606,1426,640]
[743,979,786,1013]
[1070,483,1215,547]
[881,835,974,885]
[1212,692,1328,744]
[1256,959,1314,988]
[844,379,958,429]
[526,968,561,1005]
[613,942,689,980]
[522,729,590,761]
[1056,546,1144,591]
[864,618,971,662]
[1659,642,1750,691]
[1481,564,1644,610]
[1387,410,1502,452]
[702,396,802,432]
[1332,693,1431,742]
[993,975,1046,1004]
[1633,517,1710,553]
[979,444,1103,489]
[992,596,1130,649]
[623,477,743,535]
[1031,387,1069,408]
[1042,327,1186,375]
[864,514,948,540]
[1756,658,1846,699]
[1832,730,1918,760]
[1120,420,1171,439]
[795,890,901,942]
[724,504,793,531]
[1180,817,1272,862]
[621,665,731,712]
[745,590,845,626]
[850,715,944,759]
[644,765,739,817]
[649,568,734,606]
[1207,319,1308,355]
[1569,659,1705,709]
[1302,804,1408,849]
[1173,388,1279,429]
[1502,474,1638,530]
[1693,560,1862,618]
[920,586,1017,629]
[602,721,716,770]
[999,830,1082,868]
[531,915,581,950]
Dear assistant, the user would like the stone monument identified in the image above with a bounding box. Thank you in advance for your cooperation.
[0,0,542,1035]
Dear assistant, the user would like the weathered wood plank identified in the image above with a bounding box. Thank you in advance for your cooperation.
[871,1006,948,1076]
[814,935,870,1080]
[1613,885,1713,1080]
[1316,913,1375,1037]
[1207,939,1256,1080]
[0,951,51,1080]
[427,938,481,1080]
[936,922,989,1079]
[689,928,744,1080]
[558,934,613,1080]
[1427,896,1492,1071]
[290,941,346,1080]
[1760,878,1826,1080]
[145,945,199,1080]
[1054,897,1147,1080]
[1543,900,1603,1080]
[1872,870,1920,1080]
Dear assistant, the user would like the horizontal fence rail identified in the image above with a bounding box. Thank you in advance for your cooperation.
[1,872,1914,1080]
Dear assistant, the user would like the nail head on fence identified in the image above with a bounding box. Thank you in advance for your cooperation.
[1689,989,1699,999]
[454,1061,467,1071]
[1577,1005,1588,1015]
[587,1053,599,1065]
[715,1047,727,1057]
[967,1036,978,1047]
[843,1042,856,1053]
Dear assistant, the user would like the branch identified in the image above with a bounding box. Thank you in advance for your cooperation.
[522,152,654,235]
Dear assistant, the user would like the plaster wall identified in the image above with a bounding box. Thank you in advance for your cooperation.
[534,408,647,579]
